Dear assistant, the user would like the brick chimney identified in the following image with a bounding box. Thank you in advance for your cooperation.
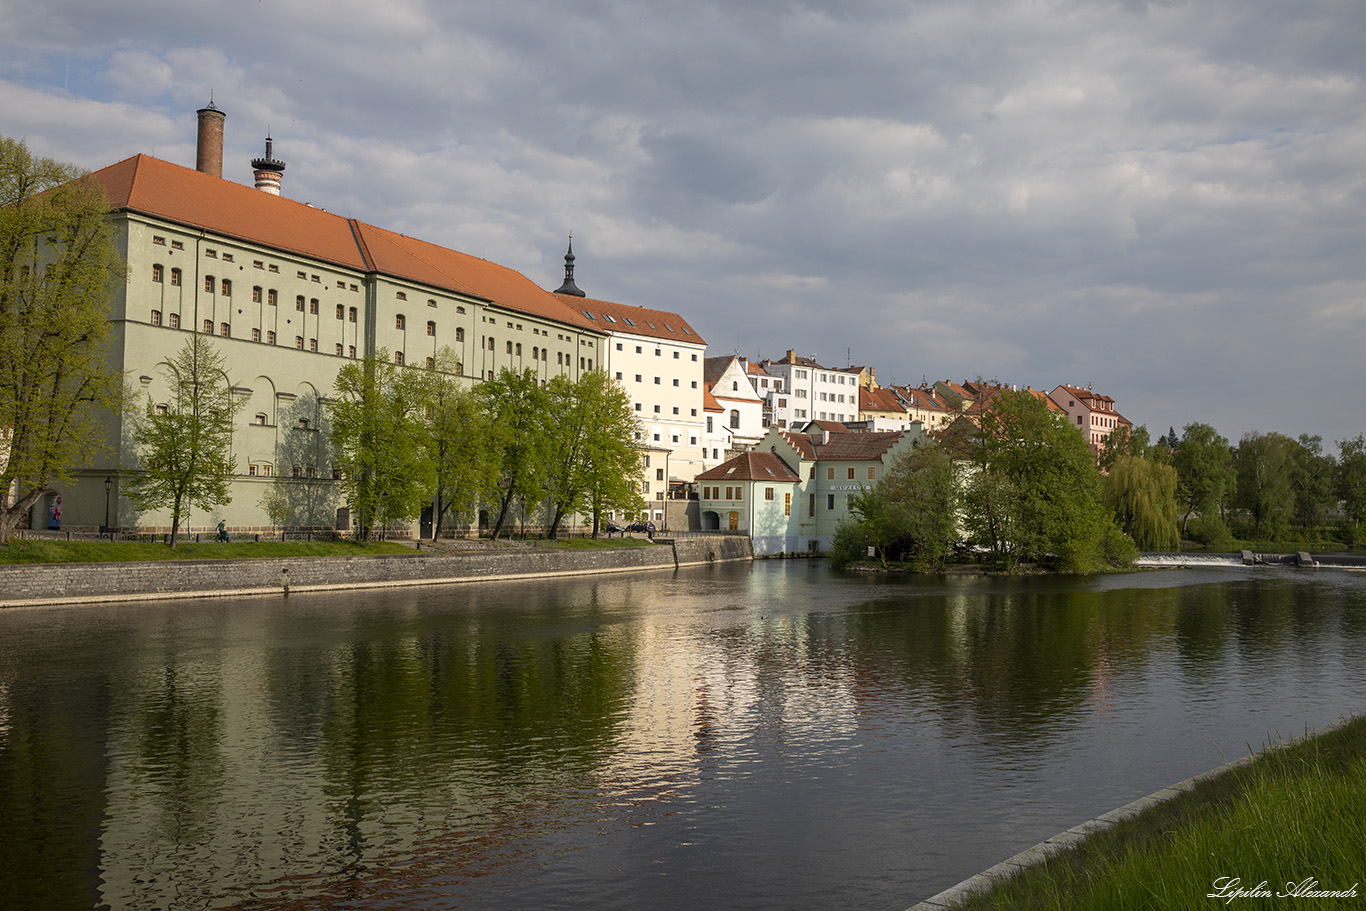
[196,102,225,178]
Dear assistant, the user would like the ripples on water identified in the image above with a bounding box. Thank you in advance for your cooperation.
[1,562,1364,909]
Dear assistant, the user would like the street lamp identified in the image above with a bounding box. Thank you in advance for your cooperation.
[103,476,112,537]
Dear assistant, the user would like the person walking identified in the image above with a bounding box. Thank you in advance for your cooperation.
[217,520,230,543]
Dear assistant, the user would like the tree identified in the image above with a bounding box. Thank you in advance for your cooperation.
[1104,450,1180,550]
[543,371,642,537]
[0,136,123,543]
[1172,422,1234,537]
[873,442,957,571]
[420,350,496,539]
[479,368,552,539]
[329,351,432,540]
[1338,435,1366,542]
[1290,434,1336,531]
[1233,431,1297,538]
[124,335,242,546]
[962,389,1130,572]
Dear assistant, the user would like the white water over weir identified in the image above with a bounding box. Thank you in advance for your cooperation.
[1136,552,1366,569]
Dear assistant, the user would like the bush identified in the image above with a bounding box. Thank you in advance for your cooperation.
[1187,514,1234,548]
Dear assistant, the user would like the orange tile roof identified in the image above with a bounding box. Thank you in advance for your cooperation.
[90,154,604,333]
[703,387,723,412]
[696,451,801,483]
[775,428,910,461]
[559,294,706,345]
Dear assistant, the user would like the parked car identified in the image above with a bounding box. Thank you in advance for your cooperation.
[627,521,656,533]
[605,522,625,535]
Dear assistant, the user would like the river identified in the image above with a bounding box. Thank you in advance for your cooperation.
[2,561,1364,909]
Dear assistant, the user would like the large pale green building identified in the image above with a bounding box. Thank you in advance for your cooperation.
[48,107,615,536]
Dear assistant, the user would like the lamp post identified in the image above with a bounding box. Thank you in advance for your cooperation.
[103,476,113,537]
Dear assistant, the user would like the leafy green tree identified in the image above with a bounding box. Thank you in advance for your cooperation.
[260,392,338,530]
[880,443,958,570]
[543,371,642,537]
[1233,431,1297,538]
[329,351,432,540]
[1172,422,1235,537]
[1290,434,1336,531]
[1338,435,1366,544]
[963,389,1129,572]
[124,335,242,546]
[0,136,123,543]
[479,368,552,539]
[1104,450,1179,550]
[420,350,496,539]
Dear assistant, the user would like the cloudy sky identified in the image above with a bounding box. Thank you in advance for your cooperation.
[4,0,1364,446]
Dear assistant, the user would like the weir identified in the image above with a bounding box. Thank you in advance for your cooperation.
[1136,552,1366,569]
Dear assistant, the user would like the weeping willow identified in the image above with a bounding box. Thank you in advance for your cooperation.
[1105,454,1180,550]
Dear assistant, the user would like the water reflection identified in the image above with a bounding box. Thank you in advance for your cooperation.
[0,564,1364,909]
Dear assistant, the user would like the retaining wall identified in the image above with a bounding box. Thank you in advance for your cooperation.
[0,536,754,609]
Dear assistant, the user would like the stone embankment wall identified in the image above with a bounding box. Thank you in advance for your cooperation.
[0,537,754,609]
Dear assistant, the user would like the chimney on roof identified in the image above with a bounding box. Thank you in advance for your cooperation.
[195,101,225,178]
[785,349,797,364]
[553,237,585,297]
[251,135,286,196]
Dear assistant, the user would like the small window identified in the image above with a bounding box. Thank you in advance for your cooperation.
[396,291,407,301]
[267,330,276,345]
[395,350,404,366]
[827,494,835,510]
[425,356,435,369]
[253,260,265,270]
[765,487,775,501]
[455,327,464,342]
[220,323,230,337]
[253,286,263,303]
[204,276,215,293]
[827,467,836,480]
[348,345,356,358]
[152,264,163,282]
[153,236,166,246]
[309,338,317,352]
[150,309,162,326]
[169,268,181,286]
[335,343,343,356]
[348,307,357,323]
[248,465,257,476]
[268,289,277,306]
[295,336,304,349]
[296,296,305,312]
[506,340,513,354]
[254,413,266,426]
[427,299,437,308]
[221,279,231,296]
[168,313,180,329]
[252,328,261,342]
[222,253,233,263]
[515,343,522,356]
[396,314,406,330]
[868,466,877,480]
[336,304,344,319]
[262,464,273,476]
[170,240,184,250]
[309,299,319,315]
[426,320,435,336]
[848,467,856,480]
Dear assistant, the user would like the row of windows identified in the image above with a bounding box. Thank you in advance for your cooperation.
[611,342,700,362]
[827,466,877,481]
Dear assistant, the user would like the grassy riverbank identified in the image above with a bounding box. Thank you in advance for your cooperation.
[952,716,1366,910]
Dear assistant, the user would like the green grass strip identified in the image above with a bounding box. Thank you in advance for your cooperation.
[954,716,1366,910]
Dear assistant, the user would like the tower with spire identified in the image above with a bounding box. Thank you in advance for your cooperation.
[553,237,585,297]
[251,135,287,195]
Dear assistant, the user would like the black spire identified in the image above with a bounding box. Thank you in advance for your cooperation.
[251,134,286,173]
[553,238,585,297]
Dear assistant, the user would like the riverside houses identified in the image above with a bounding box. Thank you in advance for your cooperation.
[697,423,927,555]
[43,104,657,536]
